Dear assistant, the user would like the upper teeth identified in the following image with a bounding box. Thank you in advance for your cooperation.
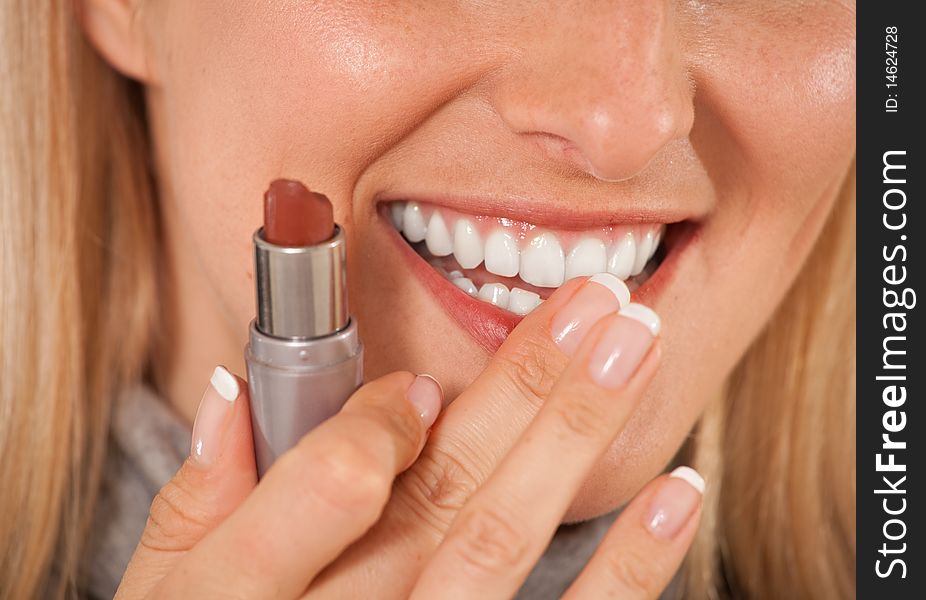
[425,211,454,256]
[394,200,663,277]
[402,202,428,242]
[520,232,566,287]
[565,237,608,281]
[607,232,636,279]
[453,219,484,269]
[390,201,664,314]
[484,230,520,277]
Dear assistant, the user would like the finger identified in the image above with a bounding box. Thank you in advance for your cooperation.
[563,467,704,600]
[310,274,631,595]
[159,372,443,600]
[411,300,660,599]
[116,366,257,600]
[406,273,630,517]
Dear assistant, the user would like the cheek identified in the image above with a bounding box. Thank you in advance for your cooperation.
[688,3,856,321]
[155,1,492,199]
[149,2,478,328]
[692,3,856,202]
[154,2,388,217]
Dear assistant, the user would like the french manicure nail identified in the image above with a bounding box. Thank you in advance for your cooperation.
[551,273,630,356]
[618,302,661,336]
[644,466,705,540]
[407,374,443,429]
[586,302,659,389]
[190,366,239,467]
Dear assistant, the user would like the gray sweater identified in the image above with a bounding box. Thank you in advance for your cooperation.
[82,385,620,599]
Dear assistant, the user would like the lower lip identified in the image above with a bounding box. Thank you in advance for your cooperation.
[380,205,697,354]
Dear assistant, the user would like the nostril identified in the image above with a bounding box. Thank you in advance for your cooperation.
[523,130,649,184]
[518,98,693,184]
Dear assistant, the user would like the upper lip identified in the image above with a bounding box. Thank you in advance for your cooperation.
[373,191,707,229]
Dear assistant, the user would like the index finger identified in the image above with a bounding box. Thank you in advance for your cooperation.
[405,273,632,522]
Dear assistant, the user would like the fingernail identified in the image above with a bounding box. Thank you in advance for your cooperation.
[407,374,443,429]
[586,303,659,389]
[551,273,630,356]
[190,366,239,467]
[644,466,705,540]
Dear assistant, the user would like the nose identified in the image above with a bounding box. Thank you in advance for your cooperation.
[491,1,694,182]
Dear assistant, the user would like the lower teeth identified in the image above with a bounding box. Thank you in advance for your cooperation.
[435,257,658,316]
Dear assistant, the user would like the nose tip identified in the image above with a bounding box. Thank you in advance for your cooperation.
[569,97,694,182]
[507,91,693,182]
[490,3,694,182]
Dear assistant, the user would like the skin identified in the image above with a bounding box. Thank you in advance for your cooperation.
[80,0,856,596]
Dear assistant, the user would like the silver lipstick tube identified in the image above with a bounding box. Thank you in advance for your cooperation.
[245,225,363,476]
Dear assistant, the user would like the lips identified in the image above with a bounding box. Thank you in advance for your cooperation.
[380,198,693,353]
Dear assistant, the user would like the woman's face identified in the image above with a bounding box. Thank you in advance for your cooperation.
[142,1,855,519]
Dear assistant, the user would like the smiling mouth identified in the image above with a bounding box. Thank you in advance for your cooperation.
[385,200,668,316]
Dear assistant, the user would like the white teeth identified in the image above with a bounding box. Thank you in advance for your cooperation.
[607,232,636,280]
[452,277,478,296]
[508,287,542,315]
[397,202,666,313]
[519,232,565,288]
[631,229,657,276]
[484,230,520,277]
[478,283,510,309]
[390,202,405,229]
[402,202,427,242]
[651,226,664,258]
[425,211,453,256]
[453,218,484,269]
[564,237,608,280]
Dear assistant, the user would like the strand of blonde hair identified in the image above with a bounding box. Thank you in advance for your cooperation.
[1,3,160,597]
[687,166,856,599]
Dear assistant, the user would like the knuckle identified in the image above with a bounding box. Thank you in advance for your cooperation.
[604,547,660,595]
[452,506,530,577]
[494,335,561,406]
[141,467,212,552]
[399,444,482,528]
[297,436,392,520]
[548,394,612,442]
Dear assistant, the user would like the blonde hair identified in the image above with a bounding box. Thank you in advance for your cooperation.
[0,3,855,598]
[687,167,856,599]
[1,3,159,597]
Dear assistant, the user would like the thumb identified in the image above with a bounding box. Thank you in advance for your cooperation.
[116,366,257,600]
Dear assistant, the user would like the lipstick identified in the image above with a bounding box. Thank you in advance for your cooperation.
[246,179,363,476]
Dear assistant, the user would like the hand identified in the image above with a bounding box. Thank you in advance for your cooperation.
[116,274,703,599]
